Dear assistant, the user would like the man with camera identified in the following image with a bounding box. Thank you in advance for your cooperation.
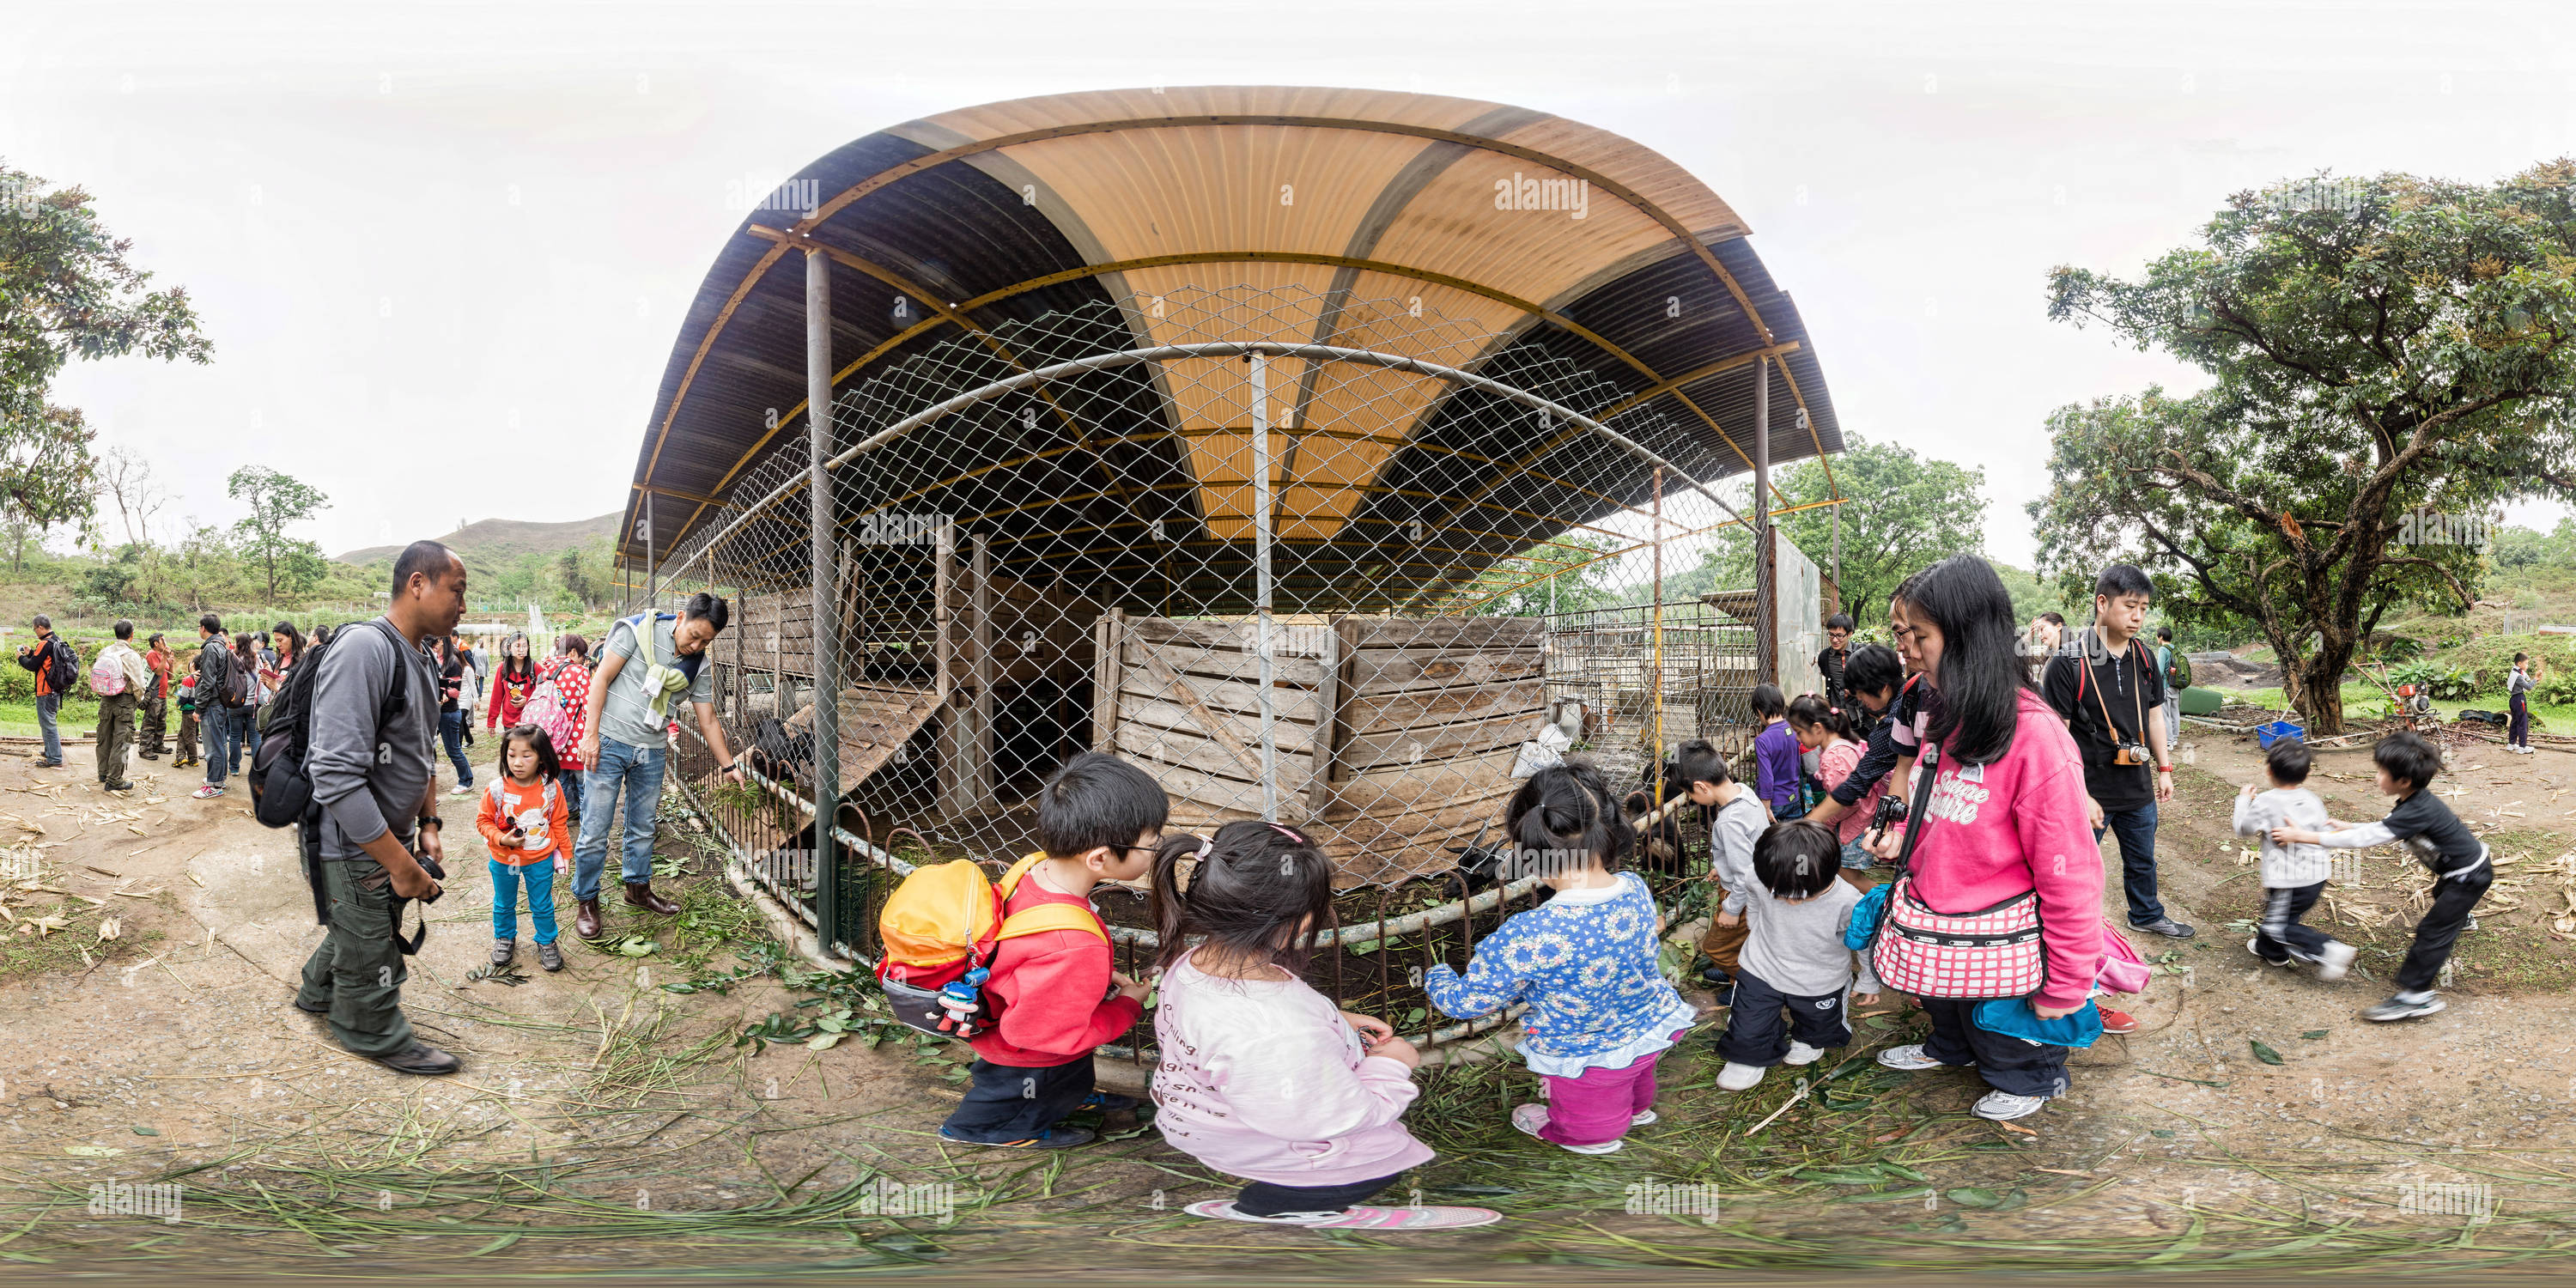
[291,541,465,1075]
[2043,564,2193,939]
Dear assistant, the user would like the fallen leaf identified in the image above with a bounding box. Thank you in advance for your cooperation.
[96,915,119,941]
[63,1145,122,1157]
[2251,1039,2286,1066]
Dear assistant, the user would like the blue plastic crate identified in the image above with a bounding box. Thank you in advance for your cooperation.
[2254,720,2305,750]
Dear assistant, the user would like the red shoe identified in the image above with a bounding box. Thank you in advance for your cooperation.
[2097,1007,2138,1035]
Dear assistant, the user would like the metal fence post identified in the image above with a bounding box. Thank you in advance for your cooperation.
[1754,354,1775,686]
[805,244,841,951]
[1251,351,1277,822]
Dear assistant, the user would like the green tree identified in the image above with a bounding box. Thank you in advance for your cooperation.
[226,465,330,602]
[2034,164,2576,732]
[1675,435,1987,624]
[0,161,211,542]
[1464,532,1623,617]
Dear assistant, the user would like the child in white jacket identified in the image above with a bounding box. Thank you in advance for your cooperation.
[2233,737,2355,978]
[1147,820,1499,1230]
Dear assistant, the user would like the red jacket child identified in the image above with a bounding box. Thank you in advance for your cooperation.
[965,866,1144,1068]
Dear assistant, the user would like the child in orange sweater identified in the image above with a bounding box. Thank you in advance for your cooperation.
[477,724,570,973]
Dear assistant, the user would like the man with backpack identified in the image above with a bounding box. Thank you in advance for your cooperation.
[192,614,240,799]
[88,620,149,793]
[289,541,465,1076]
[571,592,744,940]
[15,615,79,769]
[2156,624,2189,749]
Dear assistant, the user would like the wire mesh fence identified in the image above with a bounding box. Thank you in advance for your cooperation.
[639,284,1806,1048]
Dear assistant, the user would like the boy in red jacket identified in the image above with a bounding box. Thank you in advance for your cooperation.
[939,751,1167,1150]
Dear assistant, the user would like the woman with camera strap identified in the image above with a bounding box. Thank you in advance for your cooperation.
[1861,556,2106,1123]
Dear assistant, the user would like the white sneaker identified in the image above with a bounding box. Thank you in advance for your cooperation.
[2317,940,2358,981]
[1876,1043,1945,1072]
[1717,1061,1767,1091]
[1510,1102,1624,1153]
[1972,1091,2050,1121]
[1631,1109,1658,1127]
[447,783,476,796]
[1783,1042,1826,1066]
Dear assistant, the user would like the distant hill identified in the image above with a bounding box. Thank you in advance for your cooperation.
[335,512,621,574]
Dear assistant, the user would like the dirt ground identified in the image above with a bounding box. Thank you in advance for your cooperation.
[3,722,2575,1283]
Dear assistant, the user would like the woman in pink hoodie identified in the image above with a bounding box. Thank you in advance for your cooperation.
[1868,556,2105,1122]
[1147,820,1498,1230]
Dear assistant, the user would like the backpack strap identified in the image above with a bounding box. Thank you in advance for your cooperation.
[992,853,1110,946]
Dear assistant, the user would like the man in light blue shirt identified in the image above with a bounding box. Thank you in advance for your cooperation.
[571,592,745,939]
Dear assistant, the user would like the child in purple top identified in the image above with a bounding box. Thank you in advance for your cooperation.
[1749,683,1801,818]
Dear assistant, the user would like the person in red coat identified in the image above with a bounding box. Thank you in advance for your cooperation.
[487,631,538,730]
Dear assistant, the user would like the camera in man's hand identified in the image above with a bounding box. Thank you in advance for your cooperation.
[415,852,447,903]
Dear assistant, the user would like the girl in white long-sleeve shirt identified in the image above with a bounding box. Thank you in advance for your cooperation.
[1147,820,1498,1230]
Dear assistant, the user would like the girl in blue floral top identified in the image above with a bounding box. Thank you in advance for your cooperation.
[1424,762,1698,1154]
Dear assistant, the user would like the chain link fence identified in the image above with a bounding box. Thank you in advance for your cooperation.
[639,285,1806,1050]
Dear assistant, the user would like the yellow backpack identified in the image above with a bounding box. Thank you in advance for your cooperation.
[875,854,1108,1037]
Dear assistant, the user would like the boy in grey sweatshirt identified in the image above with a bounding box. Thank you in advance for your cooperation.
[2231,737,2354,978]
[1715,821,1880,1090]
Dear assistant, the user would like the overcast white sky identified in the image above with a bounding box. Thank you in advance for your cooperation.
[5,0,2573,564]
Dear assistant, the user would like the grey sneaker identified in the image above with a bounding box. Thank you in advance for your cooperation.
[492,938,516,966]
[1876,1043,1947,1072]
[2136,916,2196,939]
[536,941,563,972]
[1972,1091,2051,1121]
[364,1043,461,1076]
[2362,993,2445,1023]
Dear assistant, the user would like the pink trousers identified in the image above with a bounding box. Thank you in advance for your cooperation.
[1539,1046,1668,1146]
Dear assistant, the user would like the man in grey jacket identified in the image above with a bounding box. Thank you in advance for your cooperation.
[291,541,465,1076]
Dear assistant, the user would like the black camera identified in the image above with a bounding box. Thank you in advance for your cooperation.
[416,851,448,904]
[1869,794,1907,834]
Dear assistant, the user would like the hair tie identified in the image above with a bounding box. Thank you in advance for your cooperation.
[1267,823,1307,844]
[1194,837,1213,861]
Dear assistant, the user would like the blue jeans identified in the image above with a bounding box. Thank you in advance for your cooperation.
[572,737,664,902]
[490,855,560,944]
[227,706,261,774]
[34,693,60,764]
[2093,801,2168,927]
[561,765,586,821]
[1838,835,1874,870]
[203,707,234,785]
[440,710,473,787]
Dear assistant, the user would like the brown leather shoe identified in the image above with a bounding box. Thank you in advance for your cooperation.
[575,897,603,940]
[623,881,680,916]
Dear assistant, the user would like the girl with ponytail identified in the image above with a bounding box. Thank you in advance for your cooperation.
[1147,820,1498,1230]
[1423,762,1697,1155]
[1786,693,1871,878]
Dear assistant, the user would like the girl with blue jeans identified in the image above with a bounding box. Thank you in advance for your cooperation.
[477,725,568,972]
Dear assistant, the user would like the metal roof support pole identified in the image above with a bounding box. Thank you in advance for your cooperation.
[1249,352,1278,823]
[644,490,656,615]
[1755,355,1775,687]
[804,244,841,951]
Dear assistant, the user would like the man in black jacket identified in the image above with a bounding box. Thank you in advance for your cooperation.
[191,614,236,799]
[1817,613,1854,713]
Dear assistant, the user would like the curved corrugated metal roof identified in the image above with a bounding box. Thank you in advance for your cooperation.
[626,86,1841,572]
